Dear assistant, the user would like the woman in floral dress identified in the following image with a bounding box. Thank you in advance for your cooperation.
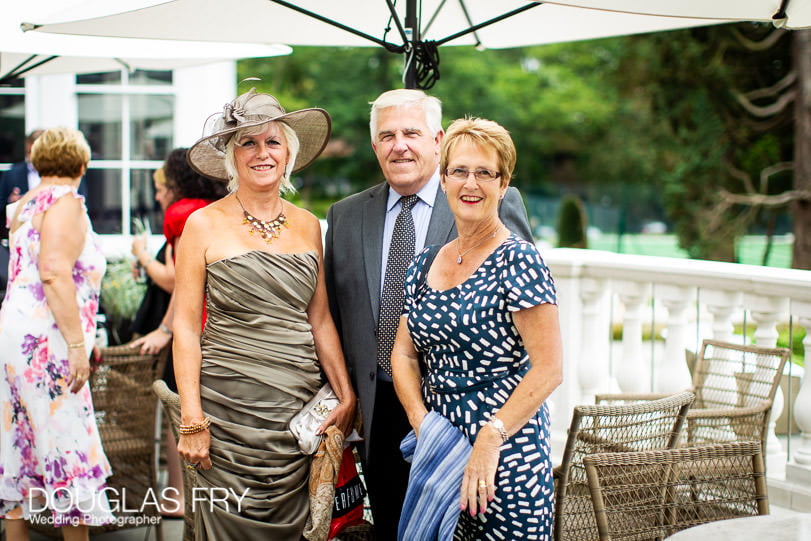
[0,127,114,539]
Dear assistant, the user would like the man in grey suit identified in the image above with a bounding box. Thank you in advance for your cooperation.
[324,89,532,539]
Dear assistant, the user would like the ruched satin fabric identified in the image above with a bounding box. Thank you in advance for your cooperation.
[195,250,322,540]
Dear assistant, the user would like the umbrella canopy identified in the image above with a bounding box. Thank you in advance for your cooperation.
[21,0,752,89]
[2,2,291,83]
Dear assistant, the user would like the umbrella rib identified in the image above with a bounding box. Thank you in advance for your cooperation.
[268,0,405,52]
[435,1,542,46]
[422,0,448,36]
[456,0,482,48]
[0,54,58,84]
[384,0,410,46]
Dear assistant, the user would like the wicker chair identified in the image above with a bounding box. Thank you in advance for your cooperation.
[583,441,769,541]
[153,379,196,541]
[554,391,694,541]
[596,340,791,457]
[31,344,164,539]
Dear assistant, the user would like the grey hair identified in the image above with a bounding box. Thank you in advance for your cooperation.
[369,89,442,142]
[223,121,300,194]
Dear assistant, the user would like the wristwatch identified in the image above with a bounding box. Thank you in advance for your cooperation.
[488,415,509,442]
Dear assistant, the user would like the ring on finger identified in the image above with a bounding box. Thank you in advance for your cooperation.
[478,480,487,490]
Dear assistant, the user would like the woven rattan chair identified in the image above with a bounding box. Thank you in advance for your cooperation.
[153,379,196,541]
[583,441,769,541]
[596,340,791,456]
[554,391,694,541]
[32,344,164,539]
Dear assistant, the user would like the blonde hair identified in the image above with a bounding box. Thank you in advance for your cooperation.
[30,127,91,179]
[440,117,515,187]
[223,121,299,194]
[153,167,167,187]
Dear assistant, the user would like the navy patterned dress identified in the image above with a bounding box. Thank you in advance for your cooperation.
[402,234,557,540]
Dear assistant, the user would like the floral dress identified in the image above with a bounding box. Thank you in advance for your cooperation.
[0,185,114,527]
[402,235,557,540]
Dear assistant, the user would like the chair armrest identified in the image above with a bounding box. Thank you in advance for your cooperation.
[685,401,770,420]
[594,392,672,404]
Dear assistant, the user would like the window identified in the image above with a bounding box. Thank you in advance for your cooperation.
[0,86,26,167]
[77,69,175,234]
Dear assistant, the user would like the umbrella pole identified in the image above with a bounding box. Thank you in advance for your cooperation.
[404,0,418,89]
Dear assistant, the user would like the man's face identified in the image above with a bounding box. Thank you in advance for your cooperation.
[372,105,443,196]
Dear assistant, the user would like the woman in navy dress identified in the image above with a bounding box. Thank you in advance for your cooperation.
[391,117,563,540]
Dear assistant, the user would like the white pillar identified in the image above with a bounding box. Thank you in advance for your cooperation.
[792,303,811,466]
[615,281,649,393]
[577,278,608,402]
[655,285,694,393]
[703,290,741,343]
[745,294,789,457]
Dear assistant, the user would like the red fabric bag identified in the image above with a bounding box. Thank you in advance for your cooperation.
[328,446,366,539]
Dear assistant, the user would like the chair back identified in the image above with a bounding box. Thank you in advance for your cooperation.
[693,339,790,410]
[584,441,769,541]
[689,339,791,450]
[554,391,695,541]
[153,379,196,541]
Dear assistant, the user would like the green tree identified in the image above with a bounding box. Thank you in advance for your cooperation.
[612,23,794,262]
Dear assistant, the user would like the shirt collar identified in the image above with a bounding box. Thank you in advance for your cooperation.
[385,168,440,213]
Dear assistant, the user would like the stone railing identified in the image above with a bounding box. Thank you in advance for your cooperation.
[543,247,811,489]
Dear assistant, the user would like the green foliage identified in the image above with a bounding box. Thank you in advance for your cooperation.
[556,194,588,248]
[101,259,145,344]
[239,24,794,260]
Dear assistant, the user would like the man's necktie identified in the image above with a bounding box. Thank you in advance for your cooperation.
[376,194,419,376]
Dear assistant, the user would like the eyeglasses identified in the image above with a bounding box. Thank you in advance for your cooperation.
[444,167,501,183]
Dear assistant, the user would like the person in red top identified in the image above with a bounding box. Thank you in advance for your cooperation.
[130,147,226,517]
[132,147,227,357]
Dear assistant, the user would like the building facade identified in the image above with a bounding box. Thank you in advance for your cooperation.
[0,62,237,242]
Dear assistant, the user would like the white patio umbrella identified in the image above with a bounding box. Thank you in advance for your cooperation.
[2,2,291,83]
[20,0,751,89]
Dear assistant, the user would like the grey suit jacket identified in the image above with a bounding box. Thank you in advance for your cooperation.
[324,182,532,459]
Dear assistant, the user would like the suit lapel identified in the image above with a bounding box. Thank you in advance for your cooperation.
[363,183,388,322]
[426,185,456,245]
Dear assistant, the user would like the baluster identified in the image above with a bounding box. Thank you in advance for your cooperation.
[792,305,811,466]
[615,281,649,393]
[745,294,789,458]
[703,289,741,343]
[577,278,608,402]
[656,285,694,393]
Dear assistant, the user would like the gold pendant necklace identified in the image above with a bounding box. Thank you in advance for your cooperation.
[455,226,503,264]
[235,194,288,244]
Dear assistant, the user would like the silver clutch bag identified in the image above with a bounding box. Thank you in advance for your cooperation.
[290,383,340,454]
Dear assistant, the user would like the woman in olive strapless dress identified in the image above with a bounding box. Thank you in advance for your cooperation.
[173,90,356,540]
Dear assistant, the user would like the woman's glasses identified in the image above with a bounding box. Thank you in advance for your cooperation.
[445,167,501,183]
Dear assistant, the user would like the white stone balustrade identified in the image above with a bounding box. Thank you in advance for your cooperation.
[542,247,811,490]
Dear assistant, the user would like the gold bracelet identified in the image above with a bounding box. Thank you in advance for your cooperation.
[178,417,211,435]
[67,341,85,349]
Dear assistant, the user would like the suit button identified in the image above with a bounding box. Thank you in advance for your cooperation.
[369,371,375,380]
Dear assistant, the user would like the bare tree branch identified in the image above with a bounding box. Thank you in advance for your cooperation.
[719,189,811,207]
[743,71,796,101]
[759,161,794,192]
[725,161,756,193]
[731,26,788,51]
[733,88,797,117]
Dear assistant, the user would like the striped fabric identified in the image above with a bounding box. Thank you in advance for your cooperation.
[398,410,473,541]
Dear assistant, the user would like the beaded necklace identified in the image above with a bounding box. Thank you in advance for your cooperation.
[235,194,288,243]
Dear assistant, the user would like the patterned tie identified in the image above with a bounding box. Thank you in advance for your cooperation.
[376,194,419,376]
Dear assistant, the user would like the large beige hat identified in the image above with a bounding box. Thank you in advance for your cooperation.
[187,88,331,181]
